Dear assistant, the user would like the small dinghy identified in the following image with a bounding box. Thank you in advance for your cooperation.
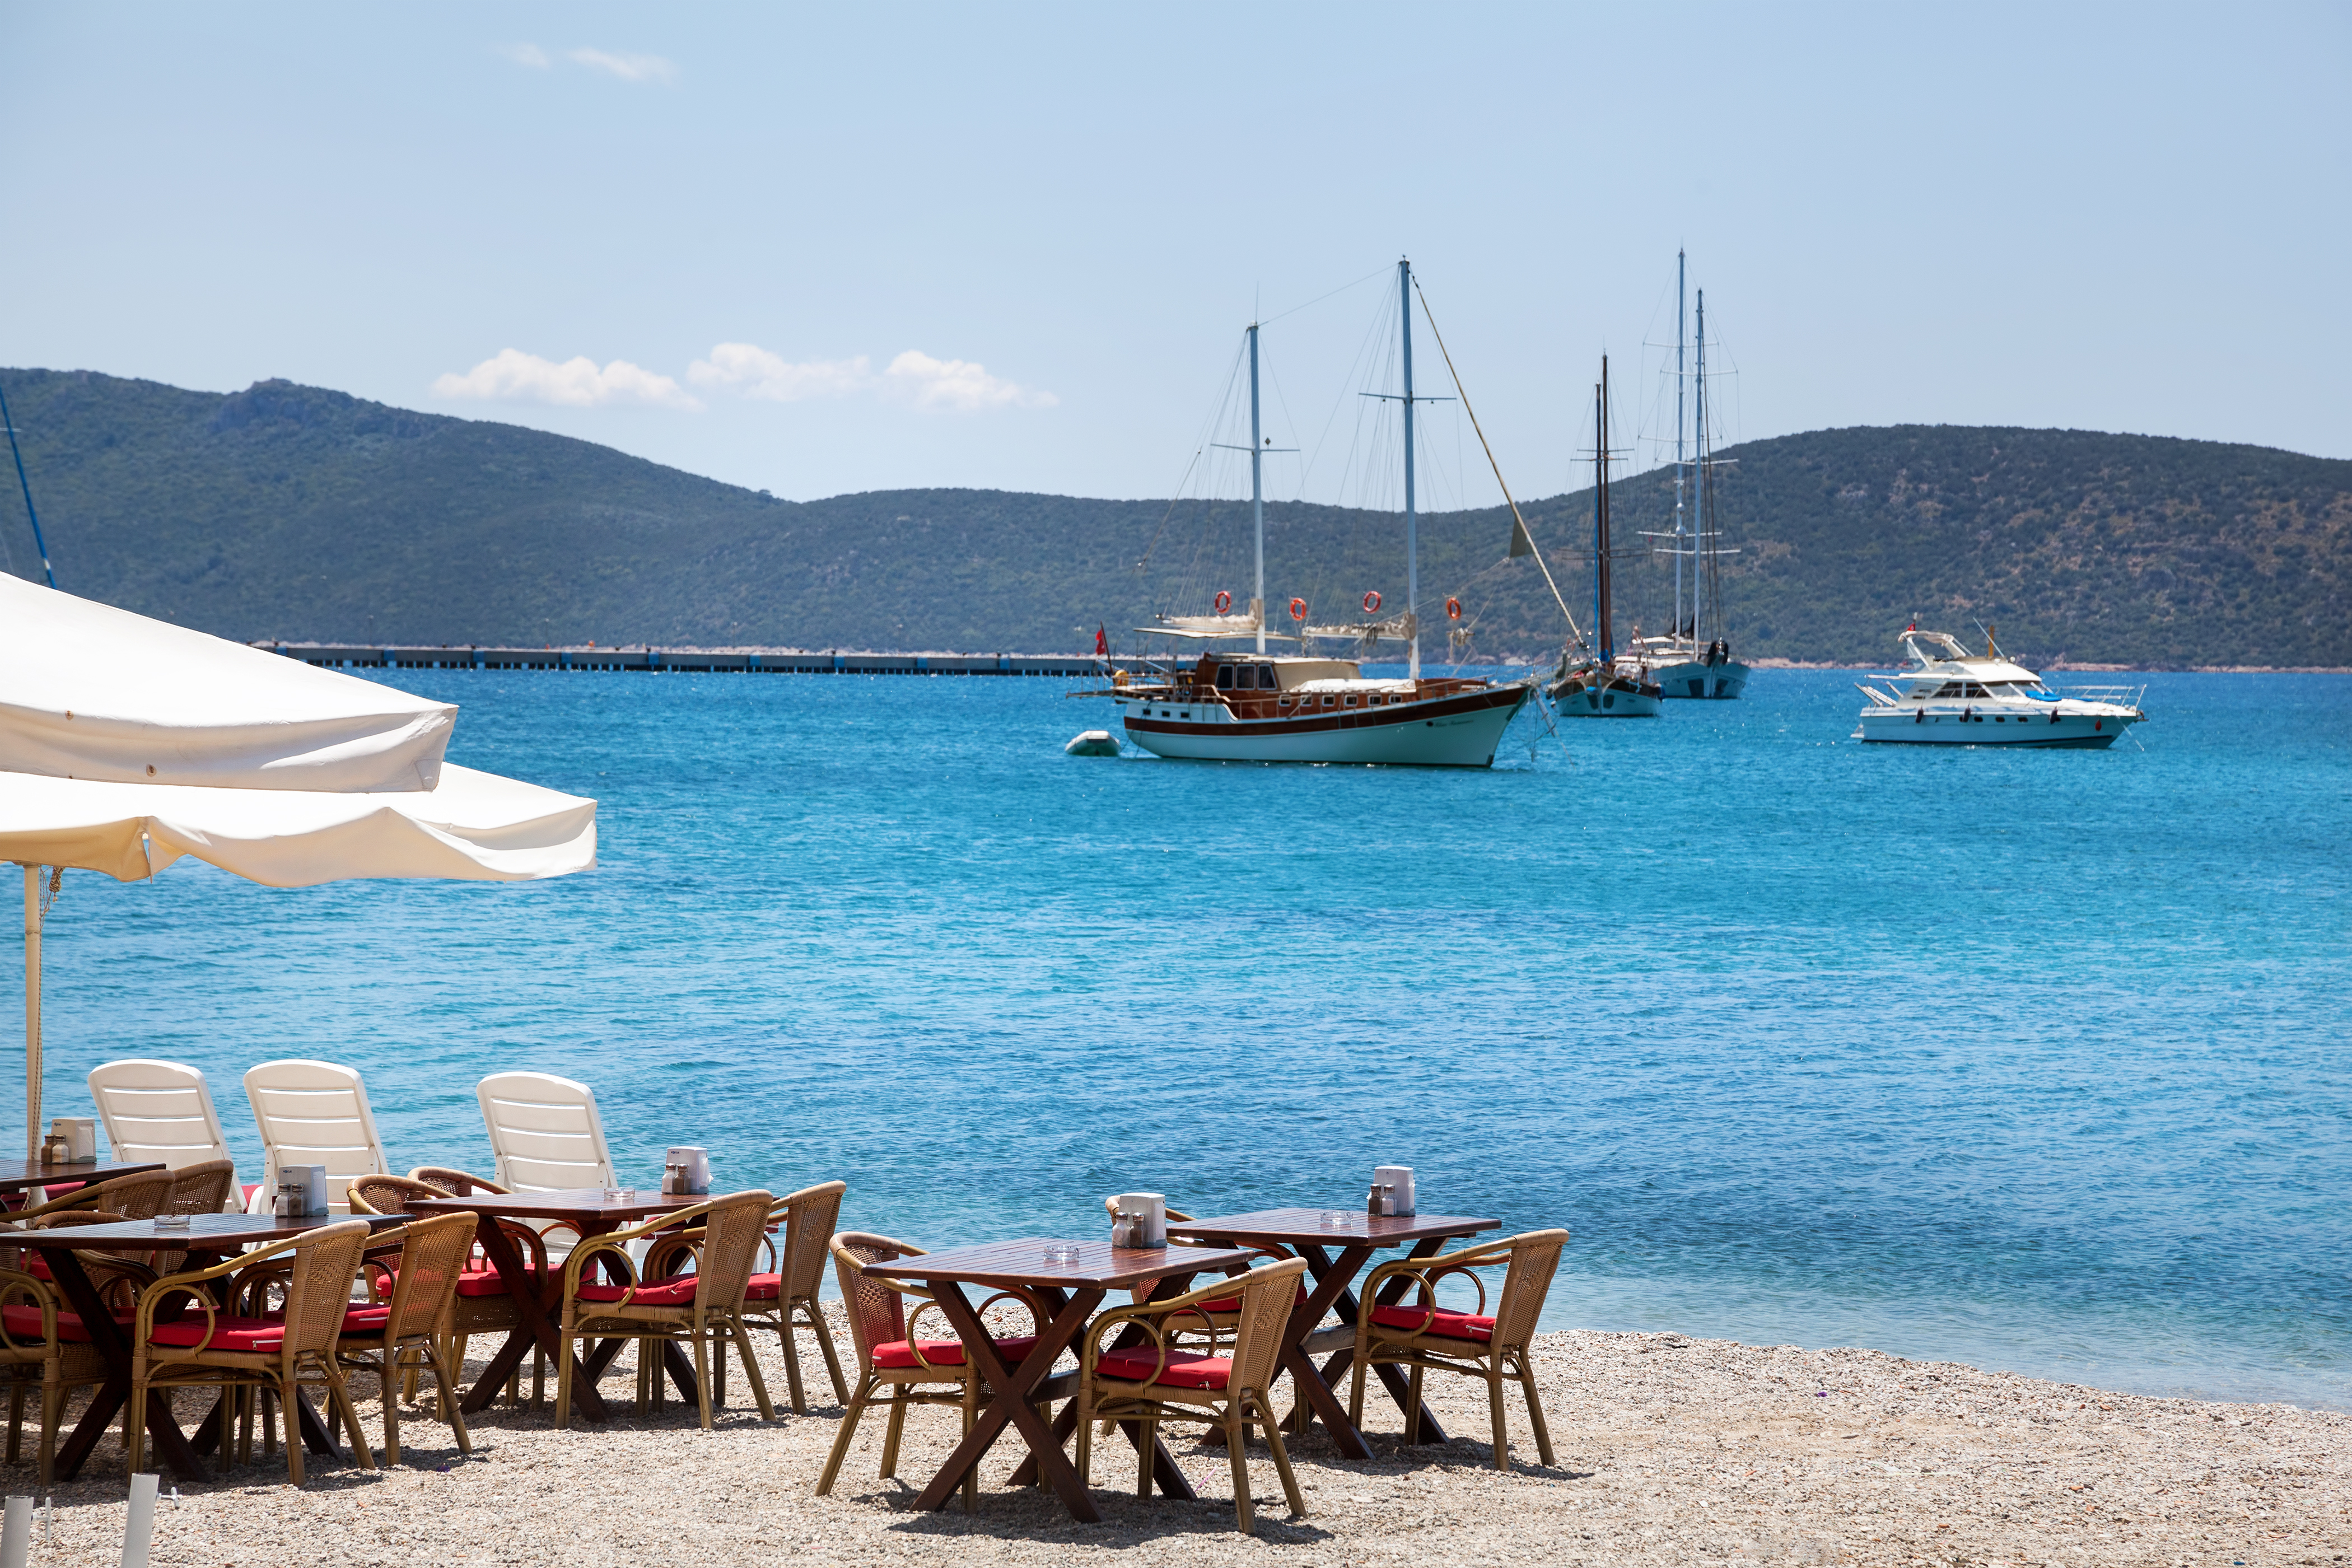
[1065,729,1121,757]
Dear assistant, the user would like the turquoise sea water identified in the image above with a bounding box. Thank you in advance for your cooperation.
[15,668,2349,1408]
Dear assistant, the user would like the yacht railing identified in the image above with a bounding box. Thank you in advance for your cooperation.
[2059,683,2148,709]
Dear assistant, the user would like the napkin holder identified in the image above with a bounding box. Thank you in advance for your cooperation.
[48,1118,97,1164]
[1374,1165,1416,1217]
[275,1164,329,1217]
[667,1146,711,1196]
[1115,1192,1166,1249]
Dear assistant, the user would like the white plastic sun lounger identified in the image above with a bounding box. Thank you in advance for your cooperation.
[242,1058,390,1214]
[475,1071,615,1197]
[85,1058,245,1208]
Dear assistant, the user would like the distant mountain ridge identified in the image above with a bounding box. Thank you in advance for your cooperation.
[2,367,2345,669]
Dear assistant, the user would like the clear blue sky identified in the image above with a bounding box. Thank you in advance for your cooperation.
[2,3,2345,503]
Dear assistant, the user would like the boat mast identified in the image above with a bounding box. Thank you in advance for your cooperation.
[1595,360,1614,664]
[1673,250,1687,645]
[1399,258,1421,683]
[1695,289,1710,641]
[1248,322,1266,655]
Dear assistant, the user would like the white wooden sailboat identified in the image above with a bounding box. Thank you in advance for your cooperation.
[1108,260,1534,767]
[1637,255,1749,700]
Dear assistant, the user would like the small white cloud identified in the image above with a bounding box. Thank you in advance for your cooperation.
[431,349,699,410]
[497,43,550,69]
[568,47,678,85]
[883,349,1056,411]
[688,344,875,402]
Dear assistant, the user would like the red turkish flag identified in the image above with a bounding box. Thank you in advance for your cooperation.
[1094,624,1109,656]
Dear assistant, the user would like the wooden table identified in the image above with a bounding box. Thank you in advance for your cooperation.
[404,1188,710,1424]
[1166,1207,1500,1450]
[0,1159,164,1199]
[8,1211,409,1481]
[869,1236,1262,1522]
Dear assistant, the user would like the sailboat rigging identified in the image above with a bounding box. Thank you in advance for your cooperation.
[1547,357,1662,717]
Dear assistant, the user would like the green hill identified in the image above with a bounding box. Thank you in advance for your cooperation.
[2,367,2345,668]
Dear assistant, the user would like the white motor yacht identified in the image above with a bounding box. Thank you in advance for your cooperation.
[1852,629,2145,748]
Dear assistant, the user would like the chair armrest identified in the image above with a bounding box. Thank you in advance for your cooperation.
[562,1201,718,1301]
[135,1238,301,1346]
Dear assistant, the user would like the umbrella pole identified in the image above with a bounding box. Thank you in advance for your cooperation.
[21,865,37,1161]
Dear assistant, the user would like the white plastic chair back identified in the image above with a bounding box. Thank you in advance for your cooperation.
[477,1072,614,1196]
[241,1059,389,1214]
[86,1060,240,1205]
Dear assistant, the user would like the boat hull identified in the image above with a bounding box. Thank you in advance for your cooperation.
[1121,682,1532,767]
[1853,707,2140,748]
[1651,659,1750,700]
[1548,669,1662,717]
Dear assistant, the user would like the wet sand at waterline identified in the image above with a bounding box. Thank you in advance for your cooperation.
[17,1312,2345,1566]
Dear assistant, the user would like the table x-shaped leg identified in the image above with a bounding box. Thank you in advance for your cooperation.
[1310,1238,1450,1445]
[46,1249,212,1481]
[914,1284,1102,1518]
[1007,1275,1201,1499]
[459,1215,611,1421]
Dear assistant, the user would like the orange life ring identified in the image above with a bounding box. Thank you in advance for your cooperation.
[1288,597,1307,622]
[1446,597,1462,620]
[1363,590,1382,614]
[1214,590,1231,614]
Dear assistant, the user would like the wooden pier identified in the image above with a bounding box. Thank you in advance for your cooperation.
[256,643,1104,677]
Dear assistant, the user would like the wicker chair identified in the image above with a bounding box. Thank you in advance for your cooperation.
[407,1167,507,1197]
[553,1189,776,1431]
[1076,1256,1309,1534]
[738,1180,848,1413]
[0,1233,151,1483]
[338,1212,476,1464]
[349,1173,547,1410]
[1347,1228,1567,1471]
[160,1159,237,1217]
[129,1219,376,1484]
[8,1168,175,1228]
[814,1231,1044,1510]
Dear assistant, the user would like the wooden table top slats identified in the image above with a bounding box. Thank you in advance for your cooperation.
[869,1238,1262,1291]
[4,1212,411,1251]
[0,1159,165,1194]
[1165,1207,1500,1247]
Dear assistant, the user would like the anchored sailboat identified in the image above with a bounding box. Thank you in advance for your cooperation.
[1635,256,1748,699]
[1108,259,1534,767]
[1548,357,1662,717]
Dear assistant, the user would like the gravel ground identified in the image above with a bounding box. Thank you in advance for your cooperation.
[8,1314,2346,1566]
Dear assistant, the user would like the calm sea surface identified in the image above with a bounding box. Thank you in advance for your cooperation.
[18,668,2350,1408]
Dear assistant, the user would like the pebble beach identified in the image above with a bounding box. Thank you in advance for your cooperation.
[15,1313,2346,1567]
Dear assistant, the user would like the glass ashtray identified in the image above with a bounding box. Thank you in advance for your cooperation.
[152,1214,192,1233]
[1319,1211,1353,1231]
[1042,1243,1083,1267]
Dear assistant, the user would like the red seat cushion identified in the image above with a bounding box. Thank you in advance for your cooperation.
[146,1315,287,1352]
[1369,1303,1495,1342]
[741,1272,781,1301]
[1094,1347,1232,1389]
[575,1276,702,1308]
[20,1257,50,1281]
[391,1265,534,1299]
[871,1334,1038,1370]
[0,1303,130,1344]
[1196,1284,1311,1315]
[338,1305,392,1335]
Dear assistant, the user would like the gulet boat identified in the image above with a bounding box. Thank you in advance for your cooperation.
[1108,260,1534,767]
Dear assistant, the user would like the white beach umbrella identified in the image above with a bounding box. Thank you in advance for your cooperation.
[0,576,596,1158]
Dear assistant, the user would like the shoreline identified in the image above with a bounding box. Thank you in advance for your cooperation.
[21,1315,2345,1565]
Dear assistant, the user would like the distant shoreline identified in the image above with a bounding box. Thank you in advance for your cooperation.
[287,640,2352,676]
